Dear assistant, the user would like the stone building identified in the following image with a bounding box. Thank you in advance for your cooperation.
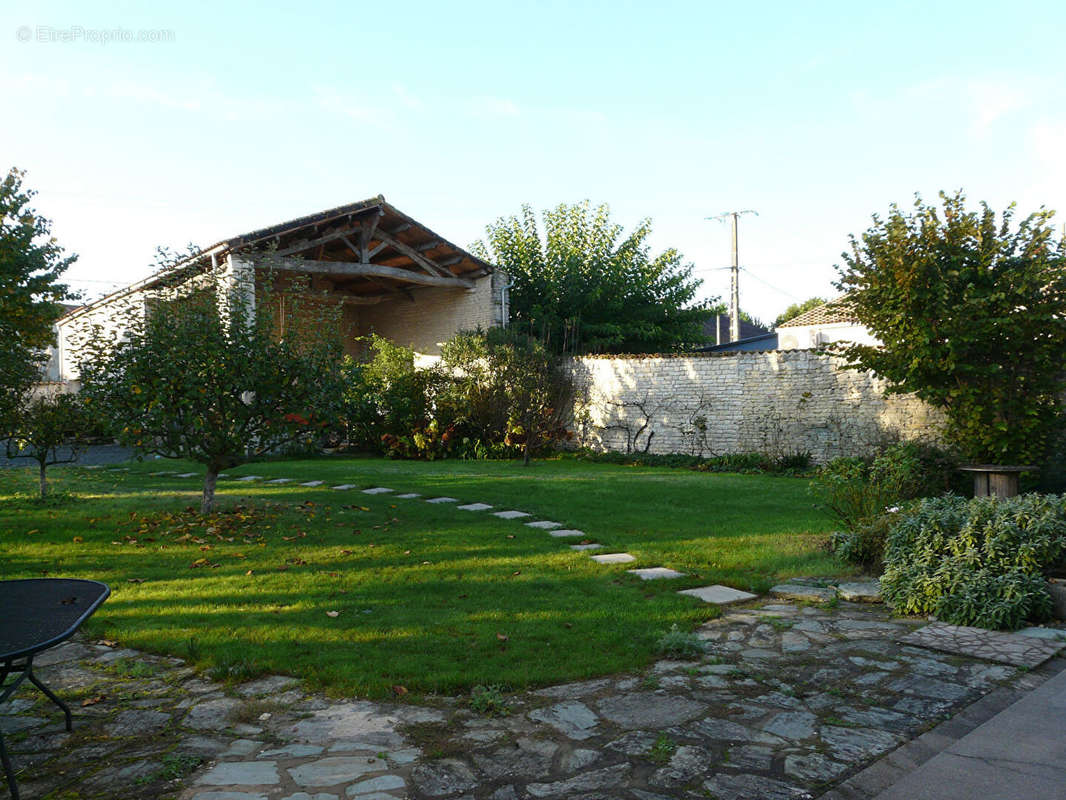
[45,197,507,385]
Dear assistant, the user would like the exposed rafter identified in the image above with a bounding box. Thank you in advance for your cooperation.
[373,229,451,279]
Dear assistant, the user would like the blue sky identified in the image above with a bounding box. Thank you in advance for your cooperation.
[3,0,1064,323]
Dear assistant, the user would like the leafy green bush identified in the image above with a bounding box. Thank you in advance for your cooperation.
[341,329,576,462]
[881,494,1066,629]
[830,513,896,570]
[813,441,959,567]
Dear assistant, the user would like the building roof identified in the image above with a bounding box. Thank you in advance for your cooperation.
[701,314,771,345]
[698,331,779,353]
[777,298,859,327]
[60,196,494,322]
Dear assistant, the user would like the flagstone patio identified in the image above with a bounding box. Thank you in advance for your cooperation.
[4,598,1062,800]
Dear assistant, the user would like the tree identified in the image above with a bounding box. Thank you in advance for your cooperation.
[473,201,713,354]
[0,167,77,430]
[834,192,1066,465]
[4,391,90,498]
[774,297,828,328]
[74,251,346,513]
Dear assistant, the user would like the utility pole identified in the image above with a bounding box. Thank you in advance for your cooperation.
[707,210,758,342]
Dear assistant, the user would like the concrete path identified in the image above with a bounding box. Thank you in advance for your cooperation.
[872,663,1066,800]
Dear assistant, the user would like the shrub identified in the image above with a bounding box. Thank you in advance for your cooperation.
[829,513,896,571]
[342,335,440,454]
[813,441,959,567]
[655,624,705,659]
[881,494,1066,629]
[571,449,810,475]
[341,329,577,463]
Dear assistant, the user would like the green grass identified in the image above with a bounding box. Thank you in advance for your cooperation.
[0,455,844,698]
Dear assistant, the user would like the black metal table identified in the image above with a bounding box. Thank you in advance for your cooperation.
[1,579,110,800]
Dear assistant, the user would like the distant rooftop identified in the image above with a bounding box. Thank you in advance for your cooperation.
[701,314,771,346]
[778,298,859,327]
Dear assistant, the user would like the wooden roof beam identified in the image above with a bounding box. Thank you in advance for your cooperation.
[274,258,475,289]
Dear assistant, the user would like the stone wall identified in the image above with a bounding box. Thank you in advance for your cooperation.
[571,349,944,463]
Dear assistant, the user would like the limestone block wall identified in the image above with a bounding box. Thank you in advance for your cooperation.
[571,350,944,463]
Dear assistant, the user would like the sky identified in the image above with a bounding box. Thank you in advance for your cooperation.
[2,0,1064,324]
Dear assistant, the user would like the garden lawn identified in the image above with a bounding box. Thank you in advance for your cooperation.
[0,456,844,698]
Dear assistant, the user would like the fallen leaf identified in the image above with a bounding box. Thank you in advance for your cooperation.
[506,535,515,540]
[72,536,83,543]
[81,695,105,707]
[404,550,411,555]
[512,570,521,576]
[326,610,340,617]
[245,569,254,576]
[392,684,408,696]
[99,639,118,647]
[496,632,509,641]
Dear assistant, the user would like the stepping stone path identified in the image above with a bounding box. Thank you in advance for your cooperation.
[236,475,263,482]
[299,480,325,487]
[628,567,685,580]
[525,520,563,530]
[457,502,493,511]
[394,493,421,499]
[493,510,530,519]
[330,484,357,490]
[425,496,458,503]
[571,543,603,551]
[175,472,198,478]
[266,478,293,484]
[549,529,585,538]
[680,585,758,605]
[900,622,1066,668]
[590,553,636,564]
[2,600,1042,800]
[362,487,393,494]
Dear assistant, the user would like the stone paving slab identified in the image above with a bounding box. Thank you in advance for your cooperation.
[330,484,357,490]
[235,476,263,482]
[525,520,562,529]
[870,662,1066,799]
[361,487,393,495]
[628,567,685,580]
[771,583,837,602]
[680,585,758,605]
[299,481,325,487]
[457,503,493,511]
[836,580,883,603]
[899,623,1066,668]
[176,472,199,478]
[393,493,420,499]
[266,478,293,484]
[590,552,636,564]
[1018,626,1066,641]
[425,496,458,504]
[548,529,585,538]
[493,510,530,519]
[570,543,603,551]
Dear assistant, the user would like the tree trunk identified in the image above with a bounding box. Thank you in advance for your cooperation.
[523,439,532,466]
[39,462,48,499]
[201,467,218,514]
